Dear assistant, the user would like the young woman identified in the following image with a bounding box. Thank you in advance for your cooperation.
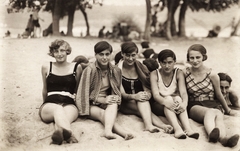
[39,39,82,145]
[150,49,199,139]
[118,41,173,134]
[218,72,239,109]
[76,41,134,140]
[183,44,239,147]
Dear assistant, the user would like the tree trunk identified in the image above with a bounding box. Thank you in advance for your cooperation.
[144,0,151,41]
[170,1,179,36]
[52,0,61,36]
[231,2,240,36]
[166,0,174,40]
[178,0,189,37]
[79,6,90,36]
[66,5,75,36]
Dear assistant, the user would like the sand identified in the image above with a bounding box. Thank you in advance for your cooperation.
[0,36,240,151]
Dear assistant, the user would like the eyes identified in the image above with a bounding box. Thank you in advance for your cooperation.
[161,60,174,65]
[124,53,137,58]
[53,49,66,54]
[189,56,202,60]
[98,52,111,57]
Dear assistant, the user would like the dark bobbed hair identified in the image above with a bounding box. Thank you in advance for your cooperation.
[121,42,138,54]
[187,44,207,61]
[94,41,112,54]
[218,72,232,84]
[158,49,176,63]
[114,51,122,65]
[48,39,71,57]
[141,41,150,48]
[143,58,159,72]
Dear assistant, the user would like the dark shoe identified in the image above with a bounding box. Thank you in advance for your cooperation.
[51,130,63,145]
[177,134,187,139]
[209,128,220,143]
[222,134,239,148]
[62,128,72,141]
[188,133,200,139]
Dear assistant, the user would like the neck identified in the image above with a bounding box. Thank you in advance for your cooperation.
[191,64,205,72]
[98,62,108,71]
[160,69,173,76]
[123,61,135,69]
[55,61,68,66]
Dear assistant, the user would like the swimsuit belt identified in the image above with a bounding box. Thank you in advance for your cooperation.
[48,91,76,99]
[193,95,214,101]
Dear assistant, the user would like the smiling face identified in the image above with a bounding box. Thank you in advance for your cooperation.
[122,50,138,66]
[220,80,231,97]
[95,49,111,67]
[52,45,68,63]
[188,50,204,68]
[159,57,175,74]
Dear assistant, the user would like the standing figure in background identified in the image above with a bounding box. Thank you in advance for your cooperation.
[98,26,106,38]
[32,6,44,38]
[26,14,34,37]
[39,39,83,145]
[218,73,239,109]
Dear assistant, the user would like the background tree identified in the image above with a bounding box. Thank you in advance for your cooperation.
[7,0,102,36]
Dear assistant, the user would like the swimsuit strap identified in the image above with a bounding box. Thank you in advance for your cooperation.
[73,62,78,76]
[49,62,52,74]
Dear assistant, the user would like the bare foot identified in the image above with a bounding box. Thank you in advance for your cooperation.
[145,126,160,133]
[101,132,117,140]
[163,125,174,134]
[66,135,79,144]
[124,134,134,140]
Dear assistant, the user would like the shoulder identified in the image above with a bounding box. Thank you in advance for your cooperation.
[176,68,184,76]
[150,69,157,77]
[41,62,49,71]
[208,68,219,80]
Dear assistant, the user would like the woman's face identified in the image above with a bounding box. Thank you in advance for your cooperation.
[95,49,111,67]
[220,80,230,96]
[53,45,68,63]
[122,50,137,66]
[159,57,175,74]
[188,50,203,68]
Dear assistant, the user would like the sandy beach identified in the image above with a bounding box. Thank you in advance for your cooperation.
[0,36,240,151]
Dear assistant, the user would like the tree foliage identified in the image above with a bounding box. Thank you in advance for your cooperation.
[189,0,239,12]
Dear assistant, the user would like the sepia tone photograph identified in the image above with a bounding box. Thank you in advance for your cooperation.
[0,0,240,151]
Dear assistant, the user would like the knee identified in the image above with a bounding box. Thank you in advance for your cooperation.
[206,108,223,117]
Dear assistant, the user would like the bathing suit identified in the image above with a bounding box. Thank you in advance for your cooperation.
[185,67,222,113]
[157,68,179,97]
[43,62,78,105]
[122,76,144,103]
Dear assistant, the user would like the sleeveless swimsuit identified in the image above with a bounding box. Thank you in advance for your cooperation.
[157,68,179,97]
[185,67,222,113]
[122,76,144,103]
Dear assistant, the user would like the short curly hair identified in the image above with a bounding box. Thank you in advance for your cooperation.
[48,39,72,57]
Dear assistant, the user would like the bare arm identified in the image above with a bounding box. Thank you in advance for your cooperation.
[74,64,83,93]
[41,63,48,102]
[177,70,188,109]
[150,70,177,110]
[229,90,240,108]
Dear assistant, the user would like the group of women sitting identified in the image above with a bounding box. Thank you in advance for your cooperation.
[38,39,239,148]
